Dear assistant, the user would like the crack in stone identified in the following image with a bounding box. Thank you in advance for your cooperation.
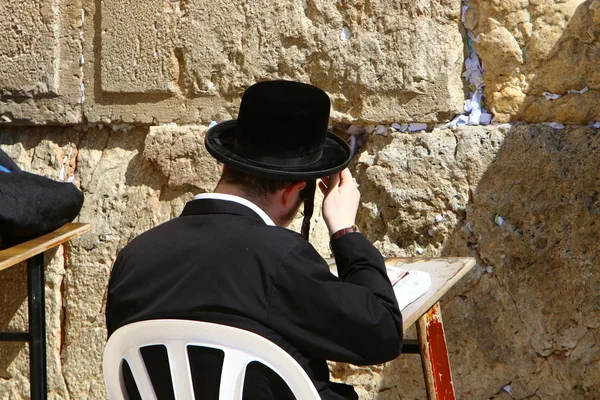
[172,48,186,95]
[532,326,593,362]
[84,131,111,194]
[71,130,84,184]
[377,384,398,394]
[79,8,86,108]
[452,133,460,161]
[491,272,535,341]
[29,145,38,168]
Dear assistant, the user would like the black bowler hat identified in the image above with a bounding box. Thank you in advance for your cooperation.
[205,80,352,180]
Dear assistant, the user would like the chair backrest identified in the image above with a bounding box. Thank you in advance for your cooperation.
[103,319,320,400]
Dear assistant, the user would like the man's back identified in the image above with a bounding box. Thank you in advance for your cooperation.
[106,80,402,399]
[106,197,402,399]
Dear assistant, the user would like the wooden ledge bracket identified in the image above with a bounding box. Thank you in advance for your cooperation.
[28,253,47,400]
[0,223,91,400]
[417,302,456,400]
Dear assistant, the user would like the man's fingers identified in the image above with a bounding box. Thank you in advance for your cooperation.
[319,171,346,197]
[339,168,350,183]
[338,169,356,189]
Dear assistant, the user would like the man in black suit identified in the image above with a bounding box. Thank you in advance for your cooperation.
[106,80,403,399]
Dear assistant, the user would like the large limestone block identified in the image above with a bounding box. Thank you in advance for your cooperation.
[83,0,465,125]
[0,0,83,124]
[466,0,600,124]
[99,0,178,94]
[352,126,504,255]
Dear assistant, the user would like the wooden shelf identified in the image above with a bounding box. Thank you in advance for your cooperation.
[0,223,91,272]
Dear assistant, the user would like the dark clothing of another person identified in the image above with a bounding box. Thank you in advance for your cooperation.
[106,198,403,399]
[0,148,84,249]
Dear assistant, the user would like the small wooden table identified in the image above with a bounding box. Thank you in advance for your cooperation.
[329,256,475,400]
[388,257,475,400]
[0,223,91,400]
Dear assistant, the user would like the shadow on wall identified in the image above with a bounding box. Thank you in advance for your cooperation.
[0,263,28,379]
[443,125,600,398]
[362,124,600,399]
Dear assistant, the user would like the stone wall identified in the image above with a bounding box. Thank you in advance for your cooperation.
[1,0,599,399]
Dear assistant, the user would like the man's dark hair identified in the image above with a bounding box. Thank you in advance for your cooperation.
[219,167,295,198]
[219,167,314,200]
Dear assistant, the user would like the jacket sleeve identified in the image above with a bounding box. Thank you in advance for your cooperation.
[267,232,402,365]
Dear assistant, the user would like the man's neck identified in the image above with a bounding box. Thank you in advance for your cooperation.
[214,183,249,200]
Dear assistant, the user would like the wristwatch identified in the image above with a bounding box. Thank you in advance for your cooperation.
[330,225,359,241]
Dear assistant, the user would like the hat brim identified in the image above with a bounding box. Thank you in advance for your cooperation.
[205,120,352,180]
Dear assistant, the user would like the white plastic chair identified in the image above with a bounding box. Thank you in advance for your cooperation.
[103,319,320,400]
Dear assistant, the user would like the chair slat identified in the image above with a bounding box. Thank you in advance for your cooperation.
[123,348,158,400]
[167,343,195,400]
[218,351,251,400]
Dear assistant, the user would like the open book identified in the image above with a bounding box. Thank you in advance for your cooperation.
[327,261,432,311]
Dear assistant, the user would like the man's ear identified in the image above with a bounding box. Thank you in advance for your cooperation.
[282,181,307,207]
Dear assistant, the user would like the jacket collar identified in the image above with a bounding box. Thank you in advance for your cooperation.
[180,197,272,226]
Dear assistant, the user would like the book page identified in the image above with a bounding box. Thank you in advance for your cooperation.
[387,266,432,310]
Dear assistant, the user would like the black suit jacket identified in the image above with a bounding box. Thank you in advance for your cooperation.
[106,198,403,399]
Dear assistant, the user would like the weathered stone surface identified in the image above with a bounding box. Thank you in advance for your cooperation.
[83,0,464,125]
[0,0,82,124]
[100,0,178,94]
[144,125,221,191]
[5,0,600,399]
[466,0,600,124]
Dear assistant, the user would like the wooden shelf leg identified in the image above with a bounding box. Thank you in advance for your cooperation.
[417,302,455,400]
[28,253,47,400]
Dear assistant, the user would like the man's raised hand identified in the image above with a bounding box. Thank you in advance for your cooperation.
[318,168,360,236]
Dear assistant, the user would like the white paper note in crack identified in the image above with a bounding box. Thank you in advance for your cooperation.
[545,122,565,130]
[408,123,428,132]
[568,87,589,95]
[543,92,562,100]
